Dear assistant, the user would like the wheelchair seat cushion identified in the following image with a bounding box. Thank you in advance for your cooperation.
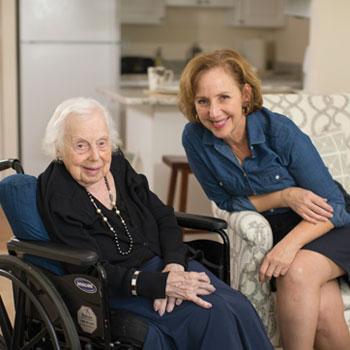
[0,174,63,274]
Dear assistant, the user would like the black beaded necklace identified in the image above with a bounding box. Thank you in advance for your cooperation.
[85,176,133,256]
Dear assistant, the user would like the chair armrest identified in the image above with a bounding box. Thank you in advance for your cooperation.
[176,211,230,284]
[211,203,272,248]
[211,201,273,284]
[7,238,99,266]
[175,211,227,231]
[175,211,229,248]
[0,158,24,174]
[210,201,276,336]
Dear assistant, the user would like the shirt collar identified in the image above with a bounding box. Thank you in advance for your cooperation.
[246,110,266,146]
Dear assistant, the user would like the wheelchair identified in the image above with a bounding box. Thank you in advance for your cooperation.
[0,158,229,350]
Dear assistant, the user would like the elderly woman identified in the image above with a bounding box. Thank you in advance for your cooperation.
[36,97,273,349]
[179,48,350,350]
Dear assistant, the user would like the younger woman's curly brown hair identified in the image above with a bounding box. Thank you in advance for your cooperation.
[178,48,263,123]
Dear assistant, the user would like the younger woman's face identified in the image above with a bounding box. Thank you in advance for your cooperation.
[194,66,251,142]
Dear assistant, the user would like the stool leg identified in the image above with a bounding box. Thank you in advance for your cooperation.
[179,170,189,212]
[167,169,177,207]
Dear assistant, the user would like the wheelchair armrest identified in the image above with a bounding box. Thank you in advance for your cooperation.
[0,158,24,173]
[176,211,230,285]
[175,211,227,232]
[7,238,99,266]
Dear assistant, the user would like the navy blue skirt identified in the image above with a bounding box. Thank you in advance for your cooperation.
[110,257,273,350]
[266,209,350,283]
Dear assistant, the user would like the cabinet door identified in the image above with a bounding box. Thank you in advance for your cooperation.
[121,0,165,24]
[285,0,311,18]
[166,0,197,6]
[167,0,234,8]
[225,0,285,27]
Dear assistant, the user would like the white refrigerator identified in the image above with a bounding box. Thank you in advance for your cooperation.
[19,0,120,176]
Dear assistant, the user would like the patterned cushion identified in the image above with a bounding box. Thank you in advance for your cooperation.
[263,94,350,136]
[311,130,350,192]
[263,94,350,192]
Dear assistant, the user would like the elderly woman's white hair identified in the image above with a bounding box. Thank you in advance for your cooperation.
[42,97,121,159]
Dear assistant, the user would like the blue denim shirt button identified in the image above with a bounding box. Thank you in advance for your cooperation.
[275,175,280,180]
[270,209,274,212]
[219,181,223,186]
[243,173,247,177]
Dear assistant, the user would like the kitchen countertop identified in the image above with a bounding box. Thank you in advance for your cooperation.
[98,82,302,106]
[97,86,179,105]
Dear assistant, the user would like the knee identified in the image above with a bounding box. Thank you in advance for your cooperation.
[278,259,311,293]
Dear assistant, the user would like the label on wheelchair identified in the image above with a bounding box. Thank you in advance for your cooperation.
[74,277,97,294]
[77,305,97,334]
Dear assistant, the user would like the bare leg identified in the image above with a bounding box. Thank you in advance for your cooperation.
[276,249,347,350]
[314,279,350,350]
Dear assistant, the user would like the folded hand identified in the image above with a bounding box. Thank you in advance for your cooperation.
[282,187,333,224]
[165,270,215,310]
[153,263,185,316]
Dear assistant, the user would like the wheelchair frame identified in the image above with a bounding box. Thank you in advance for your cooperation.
[0,158,229,349]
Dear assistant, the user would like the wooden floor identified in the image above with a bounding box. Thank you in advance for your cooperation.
[0,205,12,252]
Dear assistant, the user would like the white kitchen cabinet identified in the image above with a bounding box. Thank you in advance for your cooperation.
[225,0,285,27]
[121,0,165,24]
[166,0,234,8]
[285,0,311,18]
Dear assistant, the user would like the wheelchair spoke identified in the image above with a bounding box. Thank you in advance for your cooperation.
[11,287,26,350]
[0,256,82,349]
[20,325,50,350]
[0,295,13,348]
[0,267,60,349]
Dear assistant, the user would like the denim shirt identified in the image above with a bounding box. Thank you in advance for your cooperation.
[182,107,350,227]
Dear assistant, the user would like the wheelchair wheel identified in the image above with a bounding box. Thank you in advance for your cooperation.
[0,255,80,349]
[0,336,6,349]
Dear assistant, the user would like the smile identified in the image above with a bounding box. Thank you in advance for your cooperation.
[84,166,101,174]
[211,117,230,129]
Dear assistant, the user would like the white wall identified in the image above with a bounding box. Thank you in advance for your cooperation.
[305,0,350,93]
[0,0,19,164]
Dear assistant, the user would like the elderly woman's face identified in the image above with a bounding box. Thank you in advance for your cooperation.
[60,108,112,188]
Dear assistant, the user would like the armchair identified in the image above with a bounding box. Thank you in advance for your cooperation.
[211,93,350,347]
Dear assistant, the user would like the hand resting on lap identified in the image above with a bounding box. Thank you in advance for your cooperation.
[153,263,215,316]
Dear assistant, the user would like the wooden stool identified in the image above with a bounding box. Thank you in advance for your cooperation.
[162,155,192,212]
